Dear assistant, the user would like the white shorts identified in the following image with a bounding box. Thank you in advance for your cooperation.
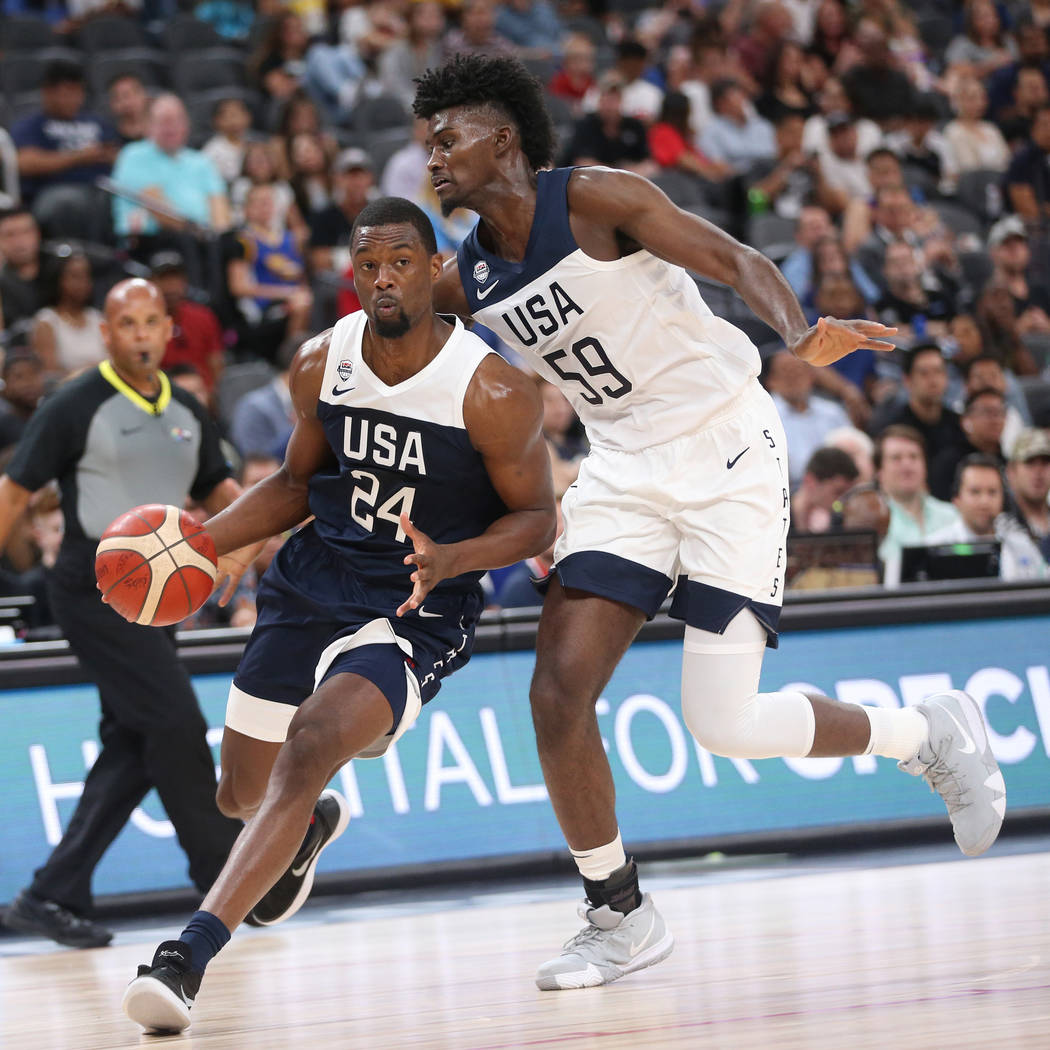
[553,382,789,646]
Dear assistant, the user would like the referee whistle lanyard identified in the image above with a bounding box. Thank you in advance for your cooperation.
[99,360,172,416]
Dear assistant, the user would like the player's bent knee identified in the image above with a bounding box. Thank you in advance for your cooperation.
[682,704,757,758]
[215,773,265,821]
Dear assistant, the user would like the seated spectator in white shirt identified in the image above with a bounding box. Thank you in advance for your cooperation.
[927,454,1047,581]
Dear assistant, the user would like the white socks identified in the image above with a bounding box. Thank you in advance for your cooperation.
[862,704,929,762]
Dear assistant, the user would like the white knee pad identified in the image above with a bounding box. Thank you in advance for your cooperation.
[681,611,815,759]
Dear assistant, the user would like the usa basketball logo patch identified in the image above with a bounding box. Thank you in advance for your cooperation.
[337,359,354,380]
[473,260,489,285]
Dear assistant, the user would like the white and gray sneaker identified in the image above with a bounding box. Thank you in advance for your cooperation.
[899,690,1006,857]
[535,894,673,990]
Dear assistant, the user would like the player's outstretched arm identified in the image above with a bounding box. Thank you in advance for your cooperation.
[569,167,897,366]
[396,356,555,616]
[206,330,337,559]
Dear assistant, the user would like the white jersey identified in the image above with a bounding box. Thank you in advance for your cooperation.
[457,167,762,453]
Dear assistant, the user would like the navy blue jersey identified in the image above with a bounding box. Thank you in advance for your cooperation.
[306,311,506,608]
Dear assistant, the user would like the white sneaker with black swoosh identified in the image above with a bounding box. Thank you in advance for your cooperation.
[535,894,673,990]
[248,789,351,925]
[899,690,1006,857]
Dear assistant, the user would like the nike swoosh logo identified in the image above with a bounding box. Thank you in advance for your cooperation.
[290,838,323,878]
[475,279,501,301]
[628,915,657,958]
[418,608,442,618]
[331,384,356,397]
[726,447,750,469]
[942,707,977,755]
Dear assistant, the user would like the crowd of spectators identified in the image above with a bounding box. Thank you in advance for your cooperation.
[0,0,1048,621]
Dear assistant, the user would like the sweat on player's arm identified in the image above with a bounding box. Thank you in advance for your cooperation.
[567,166,897,366]
[397,352,555,616]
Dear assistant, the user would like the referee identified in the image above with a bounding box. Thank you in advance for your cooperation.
[0,279,245,948]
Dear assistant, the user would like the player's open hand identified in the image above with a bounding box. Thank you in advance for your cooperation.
[790,317,897,367]
[396,513,455,617]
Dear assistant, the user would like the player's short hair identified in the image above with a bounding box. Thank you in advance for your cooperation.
[952,452,1003,497]
[351,197,439,257]
[805,446,860,483]
[412,54,556,171]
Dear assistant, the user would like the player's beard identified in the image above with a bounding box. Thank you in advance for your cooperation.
[374,309,411,338]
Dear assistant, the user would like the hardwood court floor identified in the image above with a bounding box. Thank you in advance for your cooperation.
[1,845,1047,1050]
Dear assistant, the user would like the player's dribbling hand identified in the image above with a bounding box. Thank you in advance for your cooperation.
[791,316,897,367]
[396,513,456,618]
[213,540,267,606]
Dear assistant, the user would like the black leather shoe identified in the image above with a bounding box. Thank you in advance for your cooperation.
[3,890,113,948]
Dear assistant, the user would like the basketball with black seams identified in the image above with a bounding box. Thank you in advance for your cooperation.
[95,504,217,626]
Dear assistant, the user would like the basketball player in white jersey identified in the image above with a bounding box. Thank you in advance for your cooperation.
[413,56,1007,991]
[120,198,556,1033]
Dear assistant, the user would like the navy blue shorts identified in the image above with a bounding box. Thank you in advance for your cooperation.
[226,526,482,754]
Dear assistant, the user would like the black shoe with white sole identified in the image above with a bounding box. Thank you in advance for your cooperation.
[3,890,112,949]
[248,789,350,926]
[122,940,201,1033]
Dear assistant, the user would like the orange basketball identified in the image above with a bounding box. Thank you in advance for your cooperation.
[95,504,217,626]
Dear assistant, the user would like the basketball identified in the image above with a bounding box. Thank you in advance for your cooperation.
[95,504,218,626]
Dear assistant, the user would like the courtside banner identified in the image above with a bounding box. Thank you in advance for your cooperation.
[0,614,1047,903]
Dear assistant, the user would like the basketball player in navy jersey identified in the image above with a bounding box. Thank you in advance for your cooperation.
[120,197,555,1033]
[413,55,1007,991]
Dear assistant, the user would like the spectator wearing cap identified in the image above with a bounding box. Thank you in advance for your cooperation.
[1005,104,1050,223]
[1005,428,1050,555]
[225,183,312,362]
[561,74,656,176]
[11,60,119,232]
[870,344,966,460]
[699,78,776,173]
[928,387,1008,501]
[307,147,375,275]
[986,215,1050,332]
[151,253,226,394]
[927,453,1047,581]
